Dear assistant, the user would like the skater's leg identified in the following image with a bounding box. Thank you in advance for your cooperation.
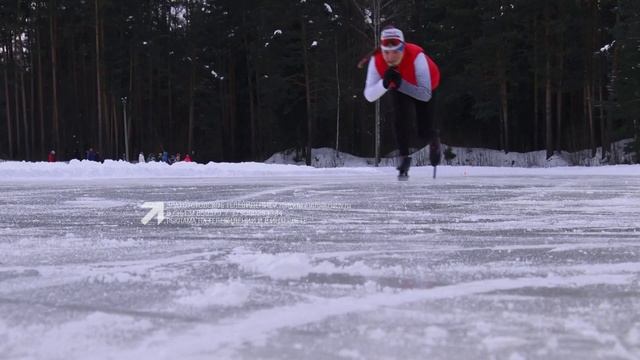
[416,93,441,167]
[383,91,415,177]
[386,91,415,157]
[416,92,437,144]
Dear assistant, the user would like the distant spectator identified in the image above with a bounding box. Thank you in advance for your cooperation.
[175,153,181,162]
[147,153,156,162]
[156,153,162,162]
[184,153,192,162]
[86,148,97,161]
[138,151,145,163]
[161,151,169,164]
[48,150,56,163]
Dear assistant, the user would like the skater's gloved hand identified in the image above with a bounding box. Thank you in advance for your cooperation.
[383,68,402,90]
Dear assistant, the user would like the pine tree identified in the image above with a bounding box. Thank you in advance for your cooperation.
[613,0,640,162]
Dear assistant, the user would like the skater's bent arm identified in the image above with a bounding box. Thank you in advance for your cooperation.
[398,53,432,102]
[364,57,387,102]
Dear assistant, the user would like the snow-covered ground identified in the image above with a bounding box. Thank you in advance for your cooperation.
[1,163,639,359]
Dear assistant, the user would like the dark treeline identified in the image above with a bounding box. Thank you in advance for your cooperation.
[0,0,639,163]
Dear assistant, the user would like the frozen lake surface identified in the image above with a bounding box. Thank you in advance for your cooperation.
[1,166,639,359]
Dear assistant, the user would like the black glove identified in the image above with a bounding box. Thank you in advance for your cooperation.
[383,68,402,90]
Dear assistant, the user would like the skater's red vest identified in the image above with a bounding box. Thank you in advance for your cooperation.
[374,43,440,90]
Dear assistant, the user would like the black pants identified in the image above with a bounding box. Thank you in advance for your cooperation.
[384,91,437,157]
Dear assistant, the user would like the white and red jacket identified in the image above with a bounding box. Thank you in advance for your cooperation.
[364,43,440,103]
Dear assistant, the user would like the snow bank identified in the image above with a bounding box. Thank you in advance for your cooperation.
[266,139,637,168]
[440,138,636,167]
[0,149,639,181]
[0,158,375,181]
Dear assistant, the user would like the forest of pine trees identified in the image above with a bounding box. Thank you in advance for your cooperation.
[1,0,639,164]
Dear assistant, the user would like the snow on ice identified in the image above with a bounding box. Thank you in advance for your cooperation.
[0,155,639,359]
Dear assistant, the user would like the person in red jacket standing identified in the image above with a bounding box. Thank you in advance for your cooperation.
[363,26,441,179]
[47,150,56,163]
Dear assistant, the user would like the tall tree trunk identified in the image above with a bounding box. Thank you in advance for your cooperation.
[301,18,313,166]
[555,49,563,154]
[167,54,173,147]
[556,90,563,153]
[228,53,237,161]
[135,54,142,155]
[12,10,22,159]
[187,62,195,153]
[606,27,620,163]
[254,67,263,160]
[100,18,111,158]
[148,50,153,154]
[113,95,119,159]
[125,48,134,161]
[498,104,505,151]
[586,82,595,157]
[29,32,36,160]
[37,29,45,159]
[500,79,509,152]
[103,91,110,159]
[50,0,60,152]
[533,18,539,150]
[544,6,553,159]
[3,50,14,159]
[242,9,257,160]
[587,1,596,158]
[95,0,103,154]
[598,76,608,160]
[70,33,79,154]
[244,46,257,160]
[13,43,22,159]
[335,35,341,154]
[80,36,88,149]
[219,56,228,160]
[20,68,29,160]
[545,60,553,158]
[135,51,143,155]
[596,29,610,161]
